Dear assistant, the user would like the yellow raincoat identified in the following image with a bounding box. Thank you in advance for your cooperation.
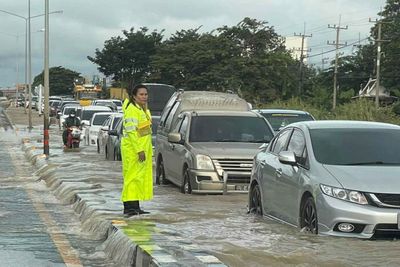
[121,98,153,202]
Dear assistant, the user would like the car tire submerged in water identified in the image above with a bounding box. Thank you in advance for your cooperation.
[156,157,168,185]
[249,183,263,215]
[181,168,192,194]
[300,196,318,234]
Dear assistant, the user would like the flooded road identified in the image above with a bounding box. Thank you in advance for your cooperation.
[2,105,400,267]
[0,107,118,267]
[50,125,400,267]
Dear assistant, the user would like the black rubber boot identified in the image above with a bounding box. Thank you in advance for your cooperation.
[123,201,140,217]
[138,201,150,214]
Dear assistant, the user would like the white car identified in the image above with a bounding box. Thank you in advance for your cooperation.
[97,113,123,156]
[85,112,115,146]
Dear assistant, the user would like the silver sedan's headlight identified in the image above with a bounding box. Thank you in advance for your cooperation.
[196,154,214,170]
[320,184,368,205]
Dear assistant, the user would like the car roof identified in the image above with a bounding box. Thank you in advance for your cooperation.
[189,110,261,117]
[81,105,112,111]
[292,120,400,130]
[254,109,311,115]
[177,91,250,112]
[92,112,115,117]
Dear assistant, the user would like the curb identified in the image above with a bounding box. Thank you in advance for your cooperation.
[20,139,226,267]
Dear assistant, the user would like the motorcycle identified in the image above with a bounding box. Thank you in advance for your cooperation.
[65,126,81,149]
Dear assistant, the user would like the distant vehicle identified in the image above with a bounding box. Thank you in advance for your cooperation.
[155,90,274,194]
[73,76,102,106]
[58,104,82,130]
[108,118,123,161]
[79,105,113,145]
[109,83,176,115]
[248,120,400,239]
[97,113,122,158]
[85,112,115,146]
[108,114,159,161]
[91,99,118,112]
[253,109,315,133]
[57,100,79,119]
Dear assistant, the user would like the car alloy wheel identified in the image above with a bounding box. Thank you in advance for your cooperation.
[181,169,192,194]
[249,184,263,215]
[156,157,168,185]
[301,197,318,234]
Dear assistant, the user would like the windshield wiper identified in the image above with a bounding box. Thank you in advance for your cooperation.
[247,140,269,143]
[344,161,398,166]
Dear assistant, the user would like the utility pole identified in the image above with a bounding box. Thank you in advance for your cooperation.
[43,0,50,156]
[328,16,348,110]
[294,23,312,95]
[321,49,329,72]
[28,0,33,130]
[369,18,390,108]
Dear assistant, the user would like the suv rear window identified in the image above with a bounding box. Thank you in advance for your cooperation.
[189,116,274,143]
[262,113,314,131]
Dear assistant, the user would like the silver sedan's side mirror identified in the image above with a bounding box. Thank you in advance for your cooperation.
[278,151,297,165]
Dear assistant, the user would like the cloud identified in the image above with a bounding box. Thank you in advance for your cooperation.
[0,0,385,87]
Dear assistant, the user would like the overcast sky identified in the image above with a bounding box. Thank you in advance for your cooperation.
[0,0,385,88]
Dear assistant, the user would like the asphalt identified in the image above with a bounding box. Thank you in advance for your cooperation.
[2,106,226,267]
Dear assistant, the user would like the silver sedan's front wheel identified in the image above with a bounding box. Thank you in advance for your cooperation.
[181,169,192,194]
[300,197,318,234]
[249,183,263,215]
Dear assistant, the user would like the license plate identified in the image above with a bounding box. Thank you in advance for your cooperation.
[235,185,249,191]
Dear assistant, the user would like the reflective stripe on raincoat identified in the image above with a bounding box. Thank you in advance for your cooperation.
[121,98,153,202]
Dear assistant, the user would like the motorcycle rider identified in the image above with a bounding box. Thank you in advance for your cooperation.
[62,109,81,147]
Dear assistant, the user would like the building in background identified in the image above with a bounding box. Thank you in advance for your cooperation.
[285,36,308,64]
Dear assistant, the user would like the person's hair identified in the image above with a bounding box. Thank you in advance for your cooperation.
[128,83,148,97]
[69,109,76,115]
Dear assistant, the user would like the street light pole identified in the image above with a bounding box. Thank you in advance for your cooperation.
[0,7,62,125]
[43,0,50,156]
[27,0,32,131]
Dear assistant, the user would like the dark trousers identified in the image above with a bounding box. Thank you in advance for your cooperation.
[62,130,68,145]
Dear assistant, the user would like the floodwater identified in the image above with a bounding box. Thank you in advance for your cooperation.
[2,106,400,267]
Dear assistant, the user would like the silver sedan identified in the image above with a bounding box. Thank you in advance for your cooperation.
[248,120,400,239]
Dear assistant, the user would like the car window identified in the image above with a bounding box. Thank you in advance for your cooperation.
[102,117,111,127]
[189,116,274,143]
[262,113,314,131]
[287,129,307,166]
[112,117,122,129]
[92,114,111,126]
[179,116,189,138]
[164,102,179,131]
[310,128,400,165]
[159,95,177,126]
[272,129,292,154]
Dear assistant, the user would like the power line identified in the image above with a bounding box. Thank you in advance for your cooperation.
[307,37,369,58]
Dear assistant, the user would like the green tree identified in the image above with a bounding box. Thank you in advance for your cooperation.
[376,0,400,95]
[88,27,164,84]
[32,66,81,95]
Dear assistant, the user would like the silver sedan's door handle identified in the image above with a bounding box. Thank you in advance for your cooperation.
[259,159,266,166]
[275,168,283,177]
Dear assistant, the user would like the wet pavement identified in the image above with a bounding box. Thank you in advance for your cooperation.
[0,106,117,267]
[2,104,400,267]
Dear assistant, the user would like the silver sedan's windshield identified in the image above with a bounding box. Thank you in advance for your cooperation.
[189,116,274,143]
[310,128,400,165]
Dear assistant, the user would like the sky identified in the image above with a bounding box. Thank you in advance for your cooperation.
[0,0,386,88]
